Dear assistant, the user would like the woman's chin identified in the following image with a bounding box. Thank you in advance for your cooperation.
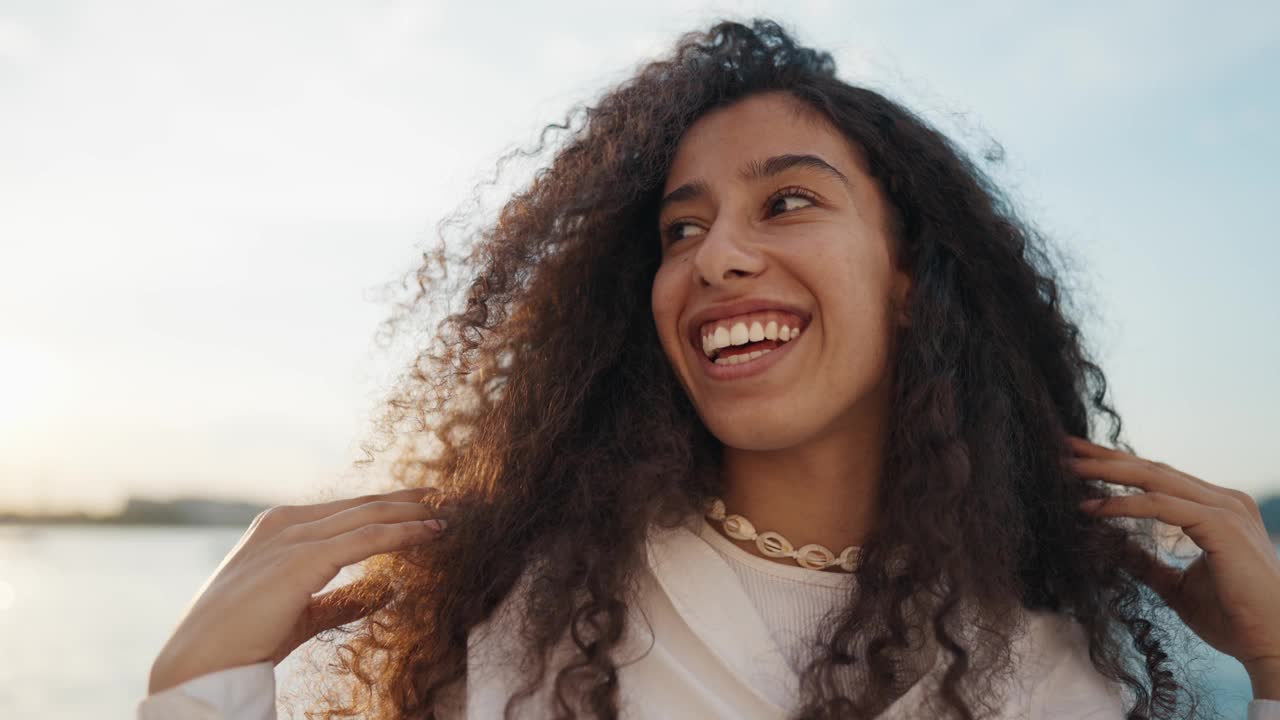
[704,416,815,452]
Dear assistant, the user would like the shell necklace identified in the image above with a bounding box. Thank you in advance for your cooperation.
[703,496,860,572]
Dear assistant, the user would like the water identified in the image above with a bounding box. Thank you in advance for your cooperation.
[0,525,260,719]
[0,525,1260,718]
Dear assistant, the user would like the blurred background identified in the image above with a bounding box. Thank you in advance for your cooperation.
[1,1,1277,717]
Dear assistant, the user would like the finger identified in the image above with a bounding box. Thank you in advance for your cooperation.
[1080,492,1234,554]
[255,487,439,532]
[1065,436,1238,503]
[309,518,447,571]
[279,501,442,544]
[1067,457,1236,511]
[303,487,440,519]
[1064,435,1137,462]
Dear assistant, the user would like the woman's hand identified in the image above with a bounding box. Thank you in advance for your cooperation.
[147,487,450,695]
[1065,435,1280,695]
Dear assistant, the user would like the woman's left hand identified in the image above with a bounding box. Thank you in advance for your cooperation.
[1064,434,1280,680]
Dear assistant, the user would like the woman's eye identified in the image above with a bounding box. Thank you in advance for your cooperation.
[664,222,705,245]
[769,192,815,215]
[663,190,814,247]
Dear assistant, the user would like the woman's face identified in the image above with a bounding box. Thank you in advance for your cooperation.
[651,91,912,451]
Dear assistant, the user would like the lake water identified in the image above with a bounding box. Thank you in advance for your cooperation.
[0,525,1260,718]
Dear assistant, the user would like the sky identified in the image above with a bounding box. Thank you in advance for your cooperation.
[0,1,1276,514]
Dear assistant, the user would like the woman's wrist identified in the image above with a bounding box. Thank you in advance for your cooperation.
[1245,657,1280,700]
[148,636,213,695]
[148,658,189,696]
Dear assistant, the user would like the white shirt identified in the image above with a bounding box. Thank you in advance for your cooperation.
[695,516,858,677]
[138,515,1280,719]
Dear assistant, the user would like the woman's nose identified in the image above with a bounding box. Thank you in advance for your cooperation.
[693,220,766,287]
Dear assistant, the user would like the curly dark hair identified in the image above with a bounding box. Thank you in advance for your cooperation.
[295,16,1213,720]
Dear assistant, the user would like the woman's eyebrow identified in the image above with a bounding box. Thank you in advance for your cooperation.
[659,153,850,213]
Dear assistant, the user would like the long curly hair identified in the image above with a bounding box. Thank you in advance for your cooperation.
[297,17,1212,720]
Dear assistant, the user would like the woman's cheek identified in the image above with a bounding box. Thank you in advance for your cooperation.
[650,268,683,359]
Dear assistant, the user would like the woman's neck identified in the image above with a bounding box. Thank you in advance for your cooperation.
[714,411,884,570]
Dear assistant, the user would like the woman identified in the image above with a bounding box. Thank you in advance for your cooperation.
[138,18,1280,720]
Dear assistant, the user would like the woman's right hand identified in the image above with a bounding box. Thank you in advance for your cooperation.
[147,487,450,695]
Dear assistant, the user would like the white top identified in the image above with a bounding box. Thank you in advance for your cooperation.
[696,518,857,678]
[139,516,1280,719]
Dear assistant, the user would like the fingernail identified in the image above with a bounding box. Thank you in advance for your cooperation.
[1078,499,1103,510]
[424,518,447,531]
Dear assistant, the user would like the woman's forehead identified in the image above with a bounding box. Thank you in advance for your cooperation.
[663,94,861,192]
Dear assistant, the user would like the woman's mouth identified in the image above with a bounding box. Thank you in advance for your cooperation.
[693,323,804,380]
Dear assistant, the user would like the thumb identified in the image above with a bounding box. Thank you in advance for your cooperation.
[307,582,395,635]
[1119,536,1185,603]
[272,584,395,664]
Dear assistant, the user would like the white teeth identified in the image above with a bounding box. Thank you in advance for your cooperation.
[698,316,805,358]
[712,347,774,366]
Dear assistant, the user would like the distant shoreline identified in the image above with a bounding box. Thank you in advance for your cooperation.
[0,515,254,527]
[0,496,271,527]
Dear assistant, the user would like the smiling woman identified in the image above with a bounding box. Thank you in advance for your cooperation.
[137,17,1280,720]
